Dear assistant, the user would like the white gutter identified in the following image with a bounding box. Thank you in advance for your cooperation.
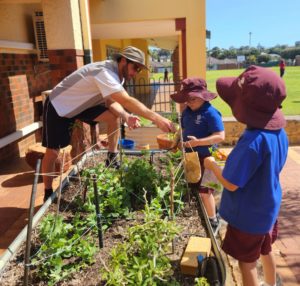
[0,122,42,149]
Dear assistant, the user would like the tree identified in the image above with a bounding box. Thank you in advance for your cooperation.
[247,54,257,64]
[210,47,222,58]
[257,54,271,63]
[281,47,300,59]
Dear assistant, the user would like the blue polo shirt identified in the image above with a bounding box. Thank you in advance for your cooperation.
[219,128,288,234]
[181,102,224,157]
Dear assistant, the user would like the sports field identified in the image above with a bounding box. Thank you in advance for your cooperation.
[206,66,300,116]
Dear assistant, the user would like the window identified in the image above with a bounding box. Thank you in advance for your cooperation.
[106,46,120,60]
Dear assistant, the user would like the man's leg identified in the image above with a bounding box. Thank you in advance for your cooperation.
[94,109,119,152]
[94,110,120,167]
[42,148,59,201]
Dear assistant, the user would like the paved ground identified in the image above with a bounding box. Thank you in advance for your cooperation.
[0,146,299,285]
[275,146,300,285]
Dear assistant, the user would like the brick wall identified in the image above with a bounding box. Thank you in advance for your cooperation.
[126,117,300,148]
[47,49,90,161]
[221,116,300,146]
[0,53,50,161]
[0,49,88,163]
[217,63,238,70]
[48,49,84,86]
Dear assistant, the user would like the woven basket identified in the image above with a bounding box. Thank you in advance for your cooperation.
[156,134,176,150]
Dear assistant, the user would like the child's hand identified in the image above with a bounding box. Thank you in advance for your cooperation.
[183,136,198,148]
[204,156,216,170]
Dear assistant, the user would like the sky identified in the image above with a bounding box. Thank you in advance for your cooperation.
[206,0,299,49]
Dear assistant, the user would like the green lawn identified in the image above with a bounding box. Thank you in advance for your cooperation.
[206,66,300,116]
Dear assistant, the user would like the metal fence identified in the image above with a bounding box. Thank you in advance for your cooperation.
[125,76,181,113]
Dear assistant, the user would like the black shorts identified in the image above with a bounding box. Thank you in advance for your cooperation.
[42,97,108,149]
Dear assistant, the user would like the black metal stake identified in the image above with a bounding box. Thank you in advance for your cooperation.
[23,159,41,286]
[92,174,103,248]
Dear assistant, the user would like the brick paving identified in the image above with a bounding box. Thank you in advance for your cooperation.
[275,146,300,285]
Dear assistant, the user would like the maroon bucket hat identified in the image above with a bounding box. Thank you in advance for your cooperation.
[216,65,286,130]
[171,78,217,103]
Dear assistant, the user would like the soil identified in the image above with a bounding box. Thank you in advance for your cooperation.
[0,153,210,286]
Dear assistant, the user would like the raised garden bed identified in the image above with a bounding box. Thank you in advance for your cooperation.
[0,151,216,286]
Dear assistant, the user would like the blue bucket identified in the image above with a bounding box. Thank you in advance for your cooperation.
[119,139,135,149]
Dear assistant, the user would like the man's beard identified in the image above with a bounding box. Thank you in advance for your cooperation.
[122,64,130,81]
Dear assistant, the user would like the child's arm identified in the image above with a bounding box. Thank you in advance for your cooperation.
[204,156,238,192]
[183,130,225,148]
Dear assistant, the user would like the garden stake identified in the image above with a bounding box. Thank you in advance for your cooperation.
[170,166,175,254]
[23,159,41,286]
[150,152,154,165]
[92,174,104,248]
[119,119,123,167]
[178,113,191,205]
[170,167,175,220]
[56,149,66,215]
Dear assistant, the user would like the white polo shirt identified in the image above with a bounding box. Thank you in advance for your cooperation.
[49,60,125,118]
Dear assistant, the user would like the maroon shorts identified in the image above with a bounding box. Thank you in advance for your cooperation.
[222,220,278,263]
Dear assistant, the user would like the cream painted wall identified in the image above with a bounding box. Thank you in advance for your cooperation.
[91,38,151,95]
[131,39,150,80]
[79,0,92,50]
[92,39,134,61]
[0,3,41,44]
[42,0,83,50]
[89,0,206,78]
[186,0,206,77]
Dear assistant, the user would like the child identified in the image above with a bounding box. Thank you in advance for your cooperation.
[171,78,225,232]
[204,66,288,286]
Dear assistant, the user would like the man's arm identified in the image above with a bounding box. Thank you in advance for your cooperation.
[105,99,140,130]
[110,90,175,132]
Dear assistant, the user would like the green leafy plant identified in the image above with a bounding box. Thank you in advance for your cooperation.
[31,152,189,285]
[32,214,96,285]
[101,198,182,285]
[121,156,160,209]
[79,162,131,229]
[194,277,209,286]
[139,116,154,127]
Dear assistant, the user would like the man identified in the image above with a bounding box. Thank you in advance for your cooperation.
[164,68,169,82]
[42,46,175,202]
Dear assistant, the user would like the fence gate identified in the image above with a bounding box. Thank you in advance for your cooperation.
[125,76,181,113]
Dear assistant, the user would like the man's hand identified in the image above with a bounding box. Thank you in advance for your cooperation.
[154,116,176,132]
[126,114,141,130]
[204,156,216,170]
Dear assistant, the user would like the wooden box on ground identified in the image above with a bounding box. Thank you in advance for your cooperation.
[125,126,161,149]
[180,236,211,276]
